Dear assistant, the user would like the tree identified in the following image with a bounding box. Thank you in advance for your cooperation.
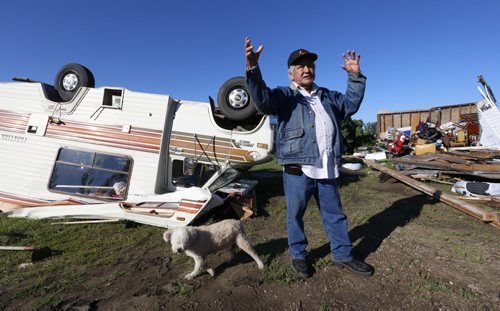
[341,118,377,154]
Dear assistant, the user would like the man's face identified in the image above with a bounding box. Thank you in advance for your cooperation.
[290,58,316,89]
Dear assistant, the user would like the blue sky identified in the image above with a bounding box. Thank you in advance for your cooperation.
[1,0,498,122]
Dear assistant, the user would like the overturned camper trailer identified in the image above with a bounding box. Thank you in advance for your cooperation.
[0,64,273,227]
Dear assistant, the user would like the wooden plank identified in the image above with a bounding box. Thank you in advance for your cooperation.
[483,212,500,222]
[441,108,451,124]
[411,113,420,133]
[420,112,430,128]
[392,157,500,172]
[461,105,471,114]
[410,175,454,185]
[451,107,461,123]
[384,114,392,132]
[228,188,257,220]
[457,196,492,202]
[362,159,500,229]
[394,114,402,129]
[402,113,411,128]
[0,246,34,251]
[430,109,441,124]
[431,154,472,165]
[377,114,382,135]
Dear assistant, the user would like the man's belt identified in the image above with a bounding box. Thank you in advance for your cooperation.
[284,164,303,176]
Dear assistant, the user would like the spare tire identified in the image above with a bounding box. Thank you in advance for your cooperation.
[54,63,95,102]
[217,76,257,121]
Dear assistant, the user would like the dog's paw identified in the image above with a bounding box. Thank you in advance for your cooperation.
[257,261,265,269]
[207,268,215,277]
[185,274,194,280]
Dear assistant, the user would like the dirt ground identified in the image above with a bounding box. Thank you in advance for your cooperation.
[2,171,499,310]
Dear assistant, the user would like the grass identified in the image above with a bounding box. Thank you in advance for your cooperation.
[1,162,499,308]
[103,269,130,286]
[410,271,483,302]
[0,218,164,309]
[460,287,480,299]
[409,274,453,302]
[420,230,488,264]
[171,281,196,298]
[453,244,486,264]
[261,254,298,285]
[422,277,453,294]
[312,256,331,270]
[249,156,282,172]
[319,305,334,311]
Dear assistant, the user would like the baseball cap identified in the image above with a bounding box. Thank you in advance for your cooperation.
[287,49,318,67]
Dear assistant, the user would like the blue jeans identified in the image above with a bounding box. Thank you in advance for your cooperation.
[283,171,353,262]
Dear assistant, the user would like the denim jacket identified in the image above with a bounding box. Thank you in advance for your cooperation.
[246,66,366,166]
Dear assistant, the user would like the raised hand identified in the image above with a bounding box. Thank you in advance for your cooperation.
[245,36,264,68]
[341,50,361,74]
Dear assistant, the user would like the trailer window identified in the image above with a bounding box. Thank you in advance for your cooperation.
[172,159,218,188]
[49,148,131,199]
[207,166,243,192]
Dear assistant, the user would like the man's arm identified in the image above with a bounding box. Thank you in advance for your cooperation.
[335,51,366,119]
[244,37,284,116]
[342,72,366,119]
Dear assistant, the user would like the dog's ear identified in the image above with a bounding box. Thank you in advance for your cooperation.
[184,227,198,245]
[163,229,173,243]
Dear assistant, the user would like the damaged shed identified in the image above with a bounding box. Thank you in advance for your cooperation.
[377,102,478,138]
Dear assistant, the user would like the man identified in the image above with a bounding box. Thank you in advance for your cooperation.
[244,36,374,278]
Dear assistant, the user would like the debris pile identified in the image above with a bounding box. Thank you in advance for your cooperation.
[381,116,481,157]
[377,76,499,158]
[353,76,500,228]
[393,149,500,181]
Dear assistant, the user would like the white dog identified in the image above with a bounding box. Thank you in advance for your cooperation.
[163,219,264,279]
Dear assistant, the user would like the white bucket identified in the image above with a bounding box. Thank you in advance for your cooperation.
[341,163,363,171]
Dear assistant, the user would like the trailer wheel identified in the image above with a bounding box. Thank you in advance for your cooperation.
[54,63,95,102]
[217,76,257,121]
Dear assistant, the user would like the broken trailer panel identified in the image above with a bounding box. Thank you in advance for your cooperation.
[0,64,273,227]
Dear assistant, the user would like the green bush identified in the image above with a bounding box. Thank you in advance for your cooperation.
[341,118,376,154]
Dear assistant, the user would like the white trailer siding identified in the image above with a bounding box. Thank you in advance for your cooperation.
[0,82,173,203]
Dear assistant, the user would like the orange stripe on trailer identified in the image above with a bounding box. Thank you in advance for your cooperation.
[0,192,88,208]
[0,198,39,207]
[47,124,162,144]
[43,133,161,153]
[181,199,207,204]
[179,201,204,209]
[176,208,198,214]
[0,192,49,205]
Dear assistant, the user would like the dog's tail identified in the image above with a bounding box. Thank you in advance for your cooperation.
[163,230,172,243]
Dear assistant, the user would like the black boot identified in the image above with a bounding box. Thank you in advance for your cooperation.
[333,258,374,276]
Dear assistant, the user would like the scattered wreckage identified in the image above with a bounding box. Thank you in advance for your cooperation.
[0,64,273,227]
[359,76,500,228]
[377,75,499,154]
